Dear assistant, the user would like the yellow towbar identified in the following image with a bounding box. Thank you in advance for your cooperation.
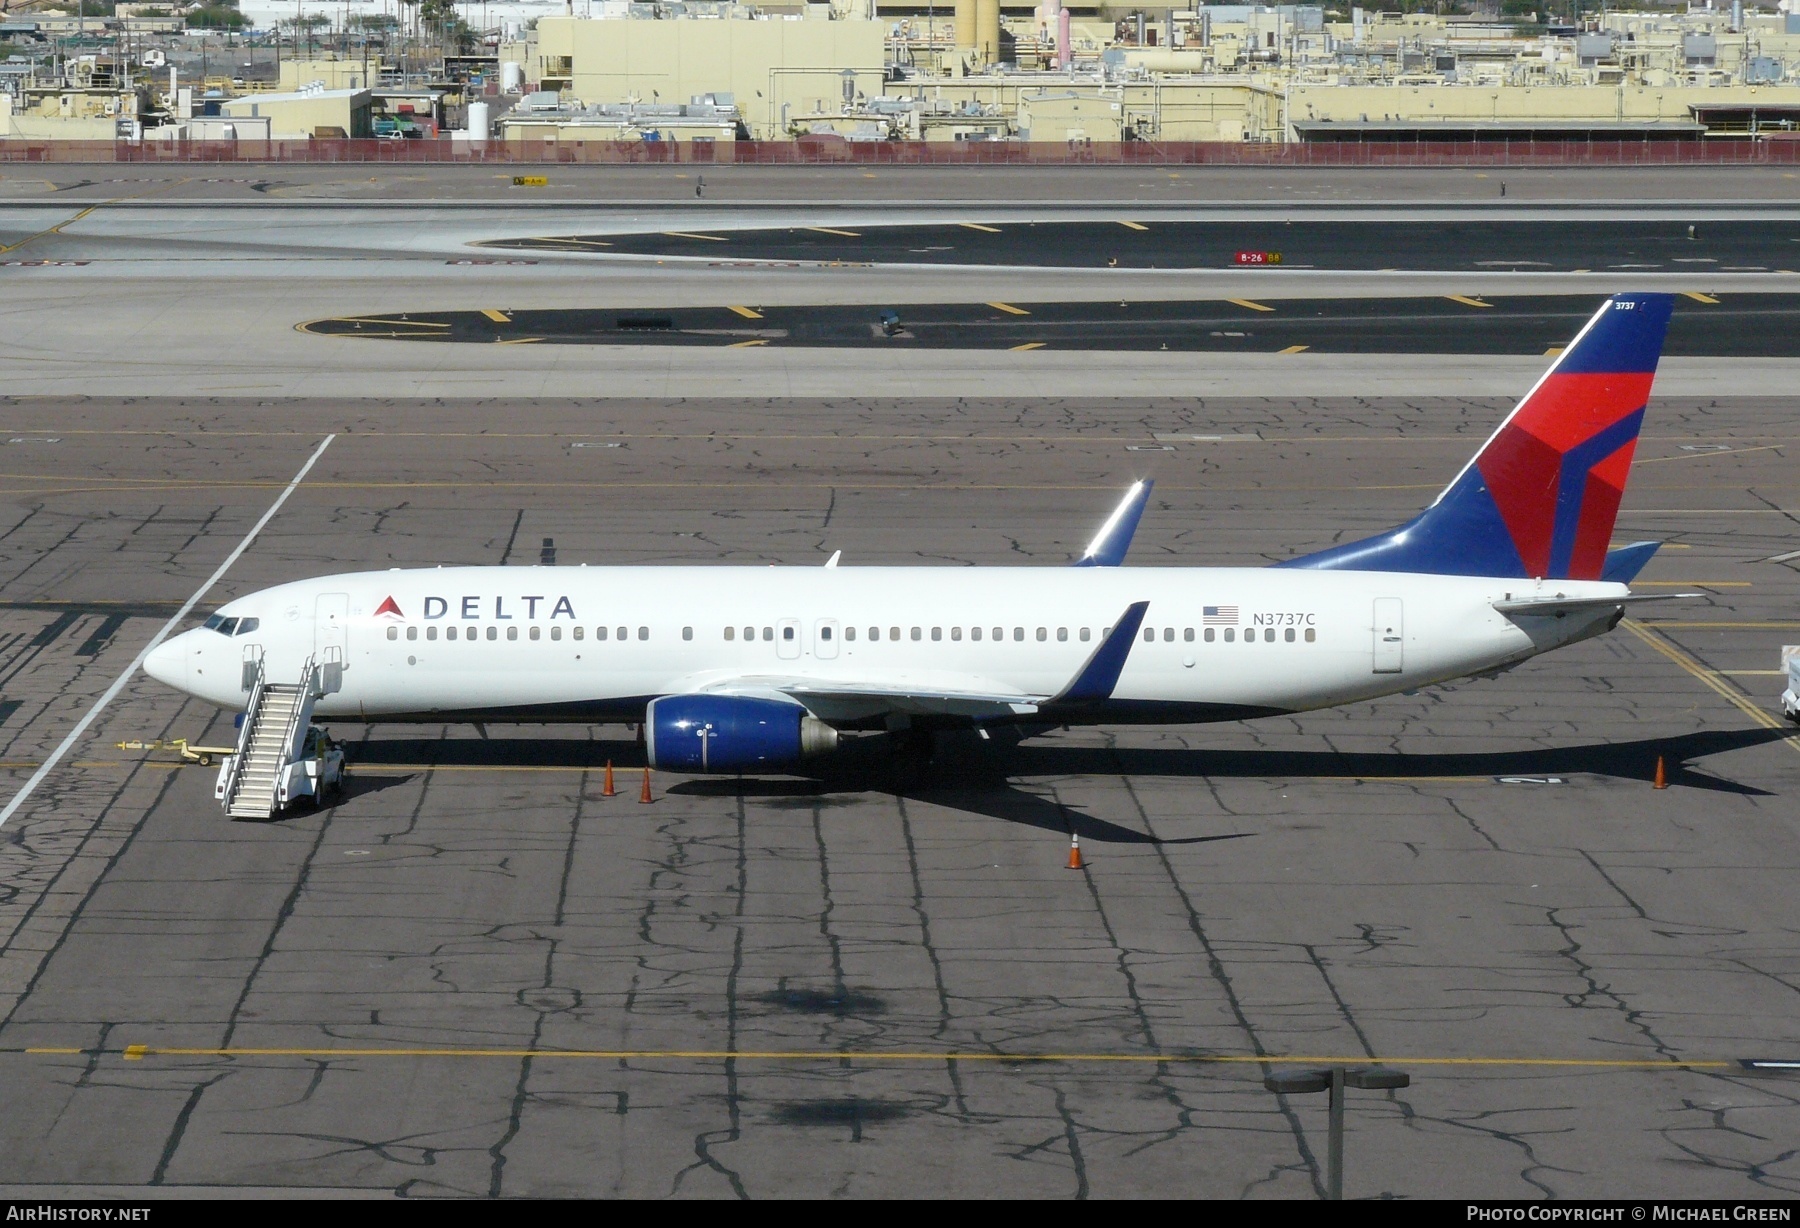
[115,738,236,767]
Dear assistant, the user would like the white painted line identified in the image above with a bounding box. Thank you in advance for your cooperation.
[0,435,336,832]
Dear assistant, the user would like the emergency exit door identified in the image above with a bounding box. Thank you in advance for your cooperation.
[1372,598,1404,674]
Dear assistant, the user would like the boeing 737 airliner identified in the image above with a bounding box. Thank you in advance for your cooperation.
[145,294,1686,774]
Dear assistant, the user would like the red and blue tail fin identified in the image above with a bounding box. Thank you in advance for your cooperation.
[1280,293,1674,580]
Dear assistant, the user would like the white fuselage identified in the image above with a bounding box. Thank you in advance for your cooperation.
[144,566,1625,727]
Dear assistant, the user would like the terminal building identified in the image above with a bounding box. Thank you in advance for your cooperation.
[2,1,1799,146]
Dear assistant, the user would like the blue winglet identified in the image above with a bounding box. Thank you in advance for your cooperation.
[1601,540,1661,583]
[1074,480,1153,567]
[1052,601,1150,704]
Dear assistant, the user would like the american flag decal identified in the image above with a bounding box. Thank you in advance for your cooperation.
[1203,605,1239,625]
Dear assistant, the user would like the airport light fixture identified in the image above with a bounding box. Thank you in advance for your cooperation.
[1263,1065,1410,1200]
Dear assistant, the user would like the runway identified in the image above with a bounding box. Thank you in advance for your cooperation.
[2,166,1800,1197]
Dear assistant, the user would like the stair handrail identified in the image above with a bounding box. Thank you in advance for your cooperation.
[218,654,267,811]
[271,656,317,809]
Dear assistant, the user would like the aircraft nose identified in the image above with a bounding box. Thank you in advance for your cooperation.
[143,633,189,691]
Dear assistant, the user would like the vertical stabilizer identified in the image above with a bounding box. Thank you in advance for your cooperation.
[1279,294,1674,580]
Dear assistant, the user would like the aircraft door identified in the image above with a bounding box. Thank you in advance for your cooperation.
[1372,597,1404,673]
[777,618,801,660]
[814,619,840,660]
[316,593,349,692]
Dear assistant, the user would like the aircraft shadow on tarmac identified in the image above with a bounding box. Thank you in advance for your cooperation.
[341,725,1787,844]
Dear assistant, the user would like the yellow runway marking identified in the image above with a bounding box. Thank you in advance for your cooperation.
[1544,347,1565,357]
[725,305,763,319]
[1117,221,1149,231]
[987,302,1030,315]
[1682,292,1721,304]
[1446,295,1493,308]
[15,1046,1732,1070]
[958,222,1002,233]
[1635,444,1784,466]
[801,226,860,237]
[306,317,449,330]
[727,339,769,348]
[1278,345,1309,355]
[1642,621,1800,628]
[494,337,542,346]
[661,231,728,242]
[479,309,511,323]
[1622,619,1800,753]
[1724,670,1785,677]
[1010,342,1046,351]
[1227,298,1274,312]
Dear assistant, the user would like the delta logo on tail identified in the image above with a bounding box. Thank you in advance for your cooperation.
[374,596,404,618]
[1279,293,1675,582]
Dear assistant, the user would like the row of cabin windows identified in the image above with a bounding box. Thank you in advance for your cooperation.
[387,624,679,643]
[387,623,1317,645]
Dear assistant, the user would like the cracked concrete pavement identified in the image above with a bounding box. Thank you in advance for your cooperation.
[0,395,1797,1196]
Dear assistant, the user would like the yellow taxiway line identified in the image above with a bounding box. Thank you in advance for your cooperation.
[987,302,1030,315]
[1227,298,1274,312]
[1622,618,1800,754]
[17,1046,1733,1070]
[725,305,763,319]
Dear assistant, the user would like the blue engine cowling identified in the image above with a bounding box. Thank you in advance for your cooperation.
[645,694,839,773]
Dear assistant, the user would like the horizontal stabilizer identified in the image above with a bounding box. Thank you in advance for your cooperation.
[1493,592,1700,616]
[1051,601,1149,704]
[1074,481,1153,568]
[1601,541,1661,584]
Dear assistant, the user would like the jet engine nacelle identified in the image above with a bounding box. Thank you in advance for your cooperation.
[645,695,839,773]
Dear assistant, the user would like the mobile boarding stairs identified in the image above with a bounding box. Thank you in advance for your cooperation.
[215,650,345,819]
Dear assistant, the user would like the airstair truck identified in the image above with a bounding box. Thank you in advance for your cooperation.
[214,654,345,818]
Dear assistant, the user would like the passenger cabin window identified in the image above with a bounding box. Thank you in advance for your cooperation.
[487,626,497,641]
[573,626,583,641]
[1036,628,1047,642]
[683,627,693,641]
[911,627,921,641]
[821,626,833,641]
[763,627,773,642]
[529,626,541,641]
[1306,628,1316,642]
[427,627,438,641]
[951,627,961,642]
[450,626,461,641]
[1284,628,1295,642]
[994,627,1004,642]
[845,627,856,641]
[972,627,983,642]
[890,627,900,641]
[551,626,563,642]
[1164,628,1174,642]
[638,626,649,641]
[725,627,735,641]
[507,626,519,641]
[618,626,628,641]
[1142,628,1154,643]
[783,627,795,642]
[1264,628,1275,642]
[1013,627,1024,641]
[1223,628,1234,642]
[1205,628,1215,642]
[931,627,941,641]
[1057,628,1067,642]
[387,626,398,641]
[1080,628,1091,642]
[407,626,418,641]
[1185,628,1194,642]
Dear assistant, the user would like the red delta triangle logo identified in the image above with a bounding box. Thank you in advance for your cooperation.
[374,596,404,619]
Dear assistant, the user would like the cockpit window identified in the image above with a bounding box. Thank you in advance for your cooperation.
[235,617,259,635]
[204,615,240,636]
[203,614,225,632]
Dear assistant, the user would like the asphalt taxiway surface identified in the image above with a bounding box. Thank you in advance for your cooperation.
[298,293,1800,357]
[1,395,1799,1198]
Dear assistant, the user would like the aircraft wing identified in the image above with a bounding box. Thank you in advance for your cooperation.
[677,602,1151,723]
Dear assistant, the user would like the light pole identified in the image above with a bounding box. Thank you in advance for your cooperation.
[1263,1065,1410,1200]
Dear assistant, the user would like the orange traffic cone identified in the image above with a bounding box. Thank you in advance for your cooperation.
[639,766,654,804]
[601,761,617,798]
[1653,756,1668,790]
[1067,831,1084,870]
